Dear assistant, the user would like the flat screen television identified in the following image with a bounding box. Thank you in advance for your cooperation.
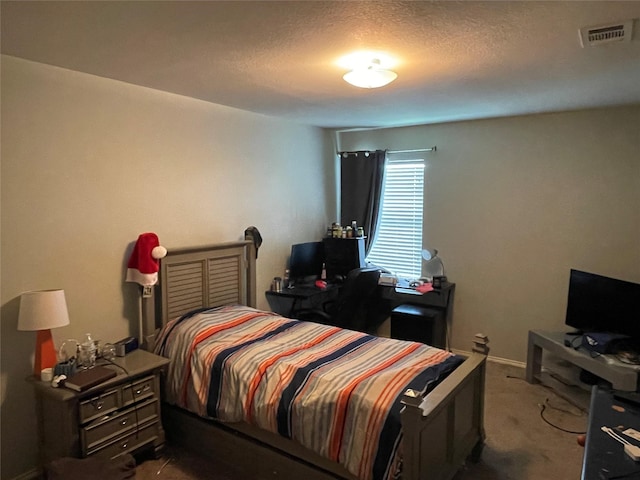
[288,241,324,285]
[565,269,640,341]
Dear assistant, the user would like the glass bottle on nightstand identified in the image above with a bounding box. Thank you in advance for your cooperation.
[78,333,97,369]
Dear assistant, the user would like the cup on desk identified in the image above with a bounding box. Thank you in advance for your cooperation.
[272,277,282,293]
[433,275,447,288]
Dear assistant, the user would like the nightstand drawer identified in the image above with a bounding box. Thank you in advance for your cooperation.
[88,420,159,458]
[122,375,156,405]
[82,398,159,450]
[79,389,119,423]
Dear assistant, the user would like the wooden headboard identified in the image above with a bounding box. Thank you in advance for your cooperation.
[142,241,256,349]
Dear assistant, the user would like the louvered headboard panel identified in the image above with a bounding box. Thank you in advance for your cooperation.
[164,261,205,322]
[142,241,256,349]
[209,255,242,306]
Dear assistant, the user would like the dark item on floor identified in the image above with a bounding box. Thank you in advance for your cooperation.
[579,368,605,385]
[46,454,136,480]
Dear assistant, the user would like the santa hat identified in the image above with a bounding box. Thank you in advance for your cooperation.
[125,233,167,286]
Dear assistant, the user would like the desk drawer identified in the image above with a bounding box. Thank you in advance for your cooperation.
[82,398,159,450]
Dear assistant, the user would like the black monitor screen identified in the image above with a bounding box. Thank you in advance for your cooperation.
[565,269,640,339]
[289,242,324,284]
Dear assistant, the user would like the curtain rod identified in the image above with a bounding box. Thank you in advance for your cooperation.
[339,146,437,155]
[388,146,436,154]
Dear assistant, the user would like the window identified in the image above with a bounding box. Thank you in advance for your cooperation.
[366,153,425,278]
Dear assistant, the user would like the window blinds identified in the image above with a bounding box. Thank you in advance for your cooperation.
[366,155,425,278]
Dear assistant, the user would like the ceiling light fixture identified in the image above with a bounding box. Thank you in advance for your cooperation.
[343,58,398,89]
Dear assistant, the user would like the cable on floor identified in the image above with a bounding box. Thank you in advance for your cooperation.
[503,373,588,433]
[538,399,586,434]
[156,457,173,475]
[544,397,584,417]
[505,374,589,414]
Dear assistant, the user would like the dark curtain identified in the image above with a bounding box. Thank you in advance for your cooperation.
[340,149,386,254]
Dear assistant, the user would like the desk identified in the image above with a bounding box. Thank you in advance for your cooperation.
[582,386,640,479]
[376,282,455,348]
[265,281,455,342]
[378,281,455,323]
[265,284,339,318]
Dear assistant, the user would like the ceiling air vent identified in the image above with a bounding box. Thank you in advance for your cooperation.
[579,20,634,47]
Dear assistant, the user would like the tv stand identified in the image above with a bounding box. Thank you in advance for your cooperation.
[565,329,583,336]
[526,330,639,392]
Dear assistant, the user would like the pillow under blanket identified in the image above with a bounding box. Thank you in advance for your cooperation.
[46,454,136,480]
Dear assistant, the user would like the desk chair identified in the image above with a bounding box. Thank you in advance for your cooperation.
[296,267,381,332]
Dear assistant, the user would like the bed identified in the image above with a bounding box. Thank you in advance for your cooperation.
[141,241,487,480]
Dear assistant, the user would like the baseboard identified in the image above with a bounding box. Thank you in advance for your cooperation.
[10,468,40,480]
[452,348,526,369]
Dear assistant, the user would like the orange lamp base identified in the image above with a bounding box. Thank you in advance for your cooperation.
[34,329,58,377]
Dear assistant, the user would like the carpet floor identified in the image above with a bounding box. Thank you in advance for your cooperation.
[134,361,588,480]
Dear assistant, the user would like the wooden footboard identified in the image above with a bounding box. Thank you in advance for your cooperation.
[400,352,486,480]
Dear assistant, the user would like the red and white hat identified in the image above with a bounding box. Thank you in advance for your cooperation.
[125,233,167,286]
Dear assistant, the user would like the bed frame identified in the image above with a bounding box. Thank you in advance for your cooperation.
[142,241,487,480]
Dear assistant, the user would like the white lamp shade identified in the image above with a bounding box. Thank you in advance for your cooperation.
[343,67,398,89]
[18,289,70,331]
[421,249,435,261]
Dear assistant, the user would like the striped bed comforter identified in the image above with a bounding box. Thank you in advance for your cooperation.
[154,305,463,480]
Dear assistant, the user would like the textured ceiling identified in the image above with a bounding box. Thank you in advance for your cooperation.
[2,1,640,129]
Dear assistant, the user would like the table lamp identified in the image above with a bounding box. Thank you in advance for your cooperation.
[422,249,445,279]
[18,289,70,377]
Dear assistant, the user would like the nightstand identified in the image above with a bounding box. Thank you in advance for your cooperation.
[29,349,170,467]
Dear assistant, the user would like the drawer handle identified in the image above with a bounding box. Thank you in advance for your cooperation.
[121,417,129,426]
[135,384,151,396]
[121,442,128,450]
[94,401,104,411]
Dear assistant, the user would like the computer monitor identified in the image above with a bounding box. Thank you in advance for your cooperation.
[289,242,324,285]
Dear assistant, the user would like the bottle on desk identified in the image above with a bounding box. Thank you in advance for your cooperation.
[321,263,327,281]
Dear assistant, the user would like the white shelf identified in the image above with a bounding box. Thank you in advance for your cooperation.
[526,330,638,392]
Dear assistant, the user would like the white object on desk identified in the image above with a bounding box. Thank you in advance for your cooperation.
[40,368,53,382]
[601,426,640,461]
[394,287,422,295]
[378,273,398,286]
[422,249,444,279]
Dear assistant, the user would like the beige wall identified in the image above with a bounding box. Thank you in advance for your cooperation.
[338,106,640,362]
[0,56,336,479]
